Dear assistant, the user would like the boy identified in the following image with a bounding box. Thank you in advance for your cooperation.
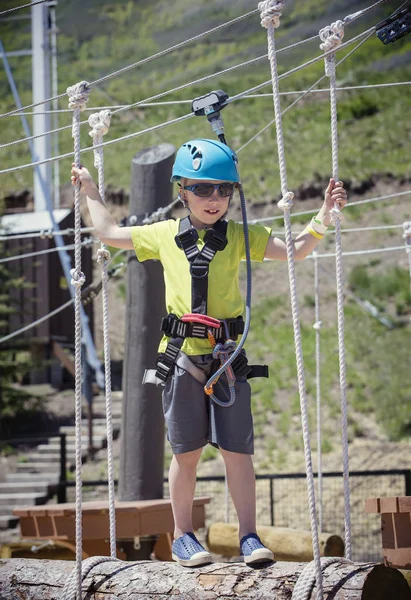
[71,138,347,567]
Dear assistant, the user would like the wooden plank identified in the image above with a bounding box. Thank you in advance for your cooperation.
[366,496,411,514]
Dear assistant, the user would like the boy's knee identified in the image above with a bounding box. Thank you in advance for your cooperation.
[173,448,203,467]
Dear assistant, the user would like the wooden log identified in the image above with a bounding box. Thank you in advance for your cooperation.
[207,522,344,562]
[0,557,410,599]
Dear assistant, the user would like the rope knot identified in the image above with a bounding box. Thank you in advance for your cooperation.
[96,247,111,265]
[277,191,294,211]
[66,81,91,111]
[313,320,323,331]
[258,0,286,29]
[88,110,111,140]
[319,21,344,76]
[70,268,86,288]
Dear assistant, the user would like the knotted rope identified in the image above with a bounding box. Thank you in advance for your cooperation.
[88,109,119,561]
[320,21,352,562]
[63,80,91,600]
[292,557,352,600]
[312,251,323,533]
[258,3,324,598]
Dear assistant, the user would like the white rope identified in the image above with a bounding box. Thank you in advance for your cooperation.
[292,557,352,600]
[0,237,95,264]
[312,251,323,533]
[259,3,324,598]
[403,222,411,301]
[88,109,118,559]
[65,80,91,600]
[320,20,352,562]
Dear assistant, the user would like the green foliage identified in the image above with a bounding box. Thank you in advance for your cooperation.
[348,264,411,316]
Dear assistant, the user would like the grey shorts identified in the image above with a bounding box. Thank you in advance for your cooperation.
[162,353,254,455]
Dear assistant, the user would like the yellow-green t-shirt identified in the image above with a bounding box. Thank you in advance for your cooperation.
[131,219,271,355]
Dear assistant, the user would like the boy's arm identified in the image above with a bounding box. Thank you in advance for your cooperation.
[71,165,134,250]
[264,179,347,260]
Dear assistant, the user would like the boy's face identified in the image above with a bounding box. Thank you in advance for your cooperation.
[182,178,233,228]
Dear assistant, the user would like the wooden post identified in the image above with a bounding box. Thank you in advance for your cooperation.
[119,144,175,558]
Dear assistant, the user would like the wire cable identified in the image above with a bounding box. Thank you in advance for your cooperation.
[0,0,48,17]
[0,236,96,264]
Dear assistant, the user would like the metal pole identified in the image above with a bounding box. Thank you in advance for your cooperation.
[31,2,52,211]
[48,0,60,208]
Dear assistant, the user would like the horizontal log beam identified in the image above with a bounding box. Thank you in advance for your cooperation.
[0,557,410,600]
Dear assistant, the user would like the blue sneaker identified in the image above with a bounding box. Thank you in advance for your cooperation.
[240,533,274,565]
[172,532,212,567]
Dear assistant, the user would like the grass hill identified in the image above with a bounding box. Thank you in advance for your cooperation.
[0,0,410,467]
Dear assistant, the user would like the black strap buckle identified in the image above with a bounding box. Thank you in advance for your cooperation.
[175,228,199,250]
[190,260,209,279]
[204,227,228,252]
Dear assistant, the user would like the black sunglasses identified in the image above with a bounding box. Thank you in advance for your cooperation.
[183,183,235,198]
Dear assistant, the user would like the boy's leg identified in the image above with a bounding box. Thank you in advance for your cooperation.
[169,448,203,539]
[220,448,256,538]
[221,448,274,564]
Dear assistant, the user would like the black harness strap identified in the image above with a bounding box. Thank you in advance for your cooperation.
[175,216,227,315]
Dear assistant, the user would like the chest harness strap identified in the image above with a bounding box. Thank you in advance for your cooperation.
[143,217,268,391]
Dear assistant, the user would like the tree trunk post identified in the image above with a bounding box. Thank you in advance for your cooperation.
[119,144,175,559]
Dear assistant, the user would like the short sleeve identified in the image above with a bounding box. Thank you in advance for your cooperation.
[130,222,163,261]
[230,221,271,262]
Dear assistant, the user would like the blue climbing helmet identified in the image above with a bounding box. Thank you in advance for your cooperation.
[171,138,240,183]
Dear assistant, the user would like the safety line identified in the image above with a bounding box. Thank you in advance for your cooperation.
[0,226,94,242]
[0,236,96,264]
[248,189,411,224]
[0,0,48,17]
[0,248,126,345]
[0,32,323,151]
[305,244,406,259]
[8,80,411,117]
[0,26,374,175]
[0,8,260,118]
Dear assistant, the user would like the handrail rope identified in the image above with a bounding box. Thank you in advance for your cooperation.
[0,0,48,17]
[8,80,411,117]
[249,190,411,224]
[306,244,406,259]
[64,81,91,600]
[312,250,323,533]
[0,249,126,346]
[0,32,324,151]
[237,29,374,153]
[258,2,323,599]
[403,222,411,298]
[0,236,96,264]
[319,18,352,562]
[0,226,94,242]
[0,196,180,242]
[1,240,404,348]
[0,9,260,119]
[88,109,117,560]
[270,224,405,235]
[0,26,374,176]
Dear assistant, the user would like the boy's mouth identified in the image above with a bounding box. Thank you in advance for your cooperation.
[205,209,219,215]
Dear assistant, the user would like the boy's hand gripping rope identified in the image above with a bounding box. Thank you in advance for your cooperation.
[259,3,324,599]
[320,21,353,563]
